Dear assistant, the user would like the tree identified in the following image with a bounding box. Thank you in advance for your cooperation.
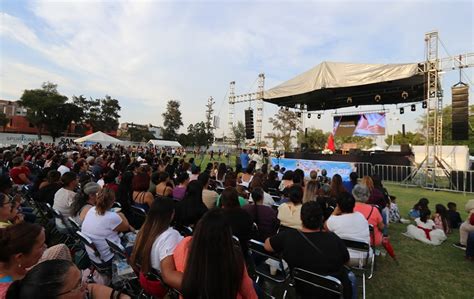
[177,133,192,147]
[19,82,69,139]
[384,131,426,146]
[297,128,329,150]
[72,95,121,133]
[417,104,474,154]
[266,109,301,152]
[204,97,215,148]
[187,122,210,148]
[128,126,155,142]
[231,121,246,149]
[334,135,375,149]
[0,112,8,132]
[45,103,83,142]
[162,100,183,140]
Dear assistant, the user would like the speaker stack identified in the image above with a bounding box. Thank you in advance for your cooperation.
[451,84,469,140]
[244,109,255,139]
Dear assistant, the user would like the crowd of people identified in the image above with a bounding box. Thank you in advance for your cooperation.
[0,142,472,299]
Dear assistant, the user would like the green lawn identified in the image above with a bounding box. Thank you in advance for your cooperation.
[366,183,474,299]
[188,154,474,298]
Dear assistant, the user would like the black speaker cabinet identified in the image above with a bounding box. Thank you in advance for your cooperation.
[451,85,469,140]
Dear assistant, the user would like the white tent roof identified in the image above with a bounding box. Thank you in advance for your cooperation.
[74,131,123,144]
[147,139,182,147]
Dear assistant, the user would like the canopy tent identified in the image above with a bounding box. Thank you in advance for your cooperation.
[147,139,182,148]
[263,61,425,110]
[74,131,123,145]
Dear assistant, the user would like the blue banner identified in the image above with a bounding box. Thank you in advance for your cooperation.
[270,157,355,181]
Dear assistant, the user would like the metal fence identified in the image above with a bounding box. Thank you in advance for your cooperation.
[369,164,474,193]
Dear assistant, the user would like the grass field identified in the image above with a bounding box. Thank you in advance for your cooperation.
[188,154,474,298]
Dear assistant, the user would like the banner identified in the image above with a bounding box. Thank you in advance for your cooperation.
[333,112,386,136]
[270,157,355,181]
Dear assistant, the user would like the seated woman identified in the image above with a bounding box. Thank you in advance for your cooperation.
[216,172,248,207]
[0,193,23,228]
[278,170,294,192]
[175,180,208,228]
[408,198,429,219]
[248,175,275,207]
[325,192,371,264]
[53,172,79,232]
[265,201,353,299]
[172,172,189,201]
[303,180,319,203]
[173,209,258,299]
[243,188,279,241]
[432,204,451,235]
[5,259,130,299]
[352,184,384,246]
[277,185,304,230]
[71,182,101,226]
[155,172,174,198]
[132,172,154,211]
[131,198,183,297]
[240,164,254,189]
[0,222,71,297]
[81,188,134,267]
[405,208,447,246]
[34,170,62,205]
[263,170,280,193]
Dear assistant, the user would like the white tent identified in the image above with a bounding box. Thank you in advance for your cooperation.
[147,139,182,148]
[74,131,123,145]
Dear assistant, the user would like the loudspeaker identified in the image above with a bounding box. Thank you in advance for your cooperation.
[301,143,309,152]
[244,109,255,139]
[452,84,469,140]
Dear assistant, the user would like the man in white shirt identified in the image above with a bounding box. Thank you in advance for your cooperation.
[57,157,72,176]
[250,149,263,171]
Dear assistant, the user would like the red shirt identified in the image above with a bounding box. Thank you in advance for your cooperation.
[9,166,30,184]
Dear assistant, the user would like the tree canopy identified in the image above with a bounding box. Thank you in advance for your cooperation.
[231,121,246,149]
[72,95,121,133]
[266,109,301,151]
[162,100,183,141]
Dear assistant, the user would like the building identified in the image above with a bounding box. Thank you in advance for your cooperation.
[0,99,39,134]
[118,122,162,139]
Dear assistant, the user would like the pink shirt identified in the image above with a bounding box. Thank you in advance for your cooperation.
[354,203,383,246]
[173,237,257,299]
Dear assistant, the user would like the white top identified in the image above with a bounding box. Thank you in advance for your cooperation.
[57,165,70,176]
[249,191,275,207]
[326,212,370,244]
[250,153,263,170]
[414,218,435,229]
[81,207,123,263]
[53,188,77,230]
[150,227,183,272]
[277,203,302,230]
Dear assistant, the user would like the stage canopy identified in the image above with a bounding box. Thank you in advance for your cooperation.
[74,131,123,145]
[147,139,182,147]
[263,61,425,110]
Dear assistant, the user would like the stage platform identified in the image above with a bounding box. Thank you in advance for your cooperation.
[285,151,412,166]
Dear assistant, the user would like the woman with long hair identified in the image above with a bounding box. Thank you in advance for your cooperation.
[303,180,319,203]
[130,198,183,297]
[329,174,347,199]
[132,172,154,211]
[174,209,258,299]
[116,171,134,219]
[71,182,101,225]
[174,180,208,228]
[155,172,173,198]
[216,163,227,183]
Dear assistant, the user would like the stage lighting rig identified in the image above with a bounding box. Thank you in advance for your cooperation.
[400,107,404,114]
[307,113,311,118]
[411,104,416,111]
[297,112,302,117]
[422,101,427,109]
[347,97,353,104]
[317,114,321,119]
[374,94,381,102]
[401,91,409,99]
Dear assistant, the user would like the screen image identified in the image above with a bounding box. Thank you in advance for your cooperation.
[333,113,386,136]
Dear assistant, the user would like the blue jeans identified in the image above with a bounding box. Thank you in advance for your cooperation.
[466,231,474,258]
[348,270,357,299]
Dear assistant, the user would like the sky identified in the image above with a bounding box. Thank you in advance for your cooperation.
[0,0,473,145]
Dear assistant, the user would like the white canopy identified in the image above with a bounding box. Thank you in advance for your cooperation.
[74,131,123,144]
[147,139,182,147]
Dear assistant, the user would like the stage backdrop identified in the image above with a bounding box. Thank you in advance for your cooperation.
[333,112,386,136]
[270,157,355,181]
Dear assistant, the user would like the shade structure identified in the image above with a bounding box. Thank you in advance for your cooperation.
[263,61,425,110]
[147,139,182,147]
[74,131,123,145]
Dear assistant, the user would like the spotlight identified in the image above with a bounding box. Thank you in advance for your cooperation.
[375,94,381,102]
[355,105,359,108]
[285,107,289,111]
[307,113,311,119]
[400,107,404,114]
[317,114,321,119]
[297,112,302,118]
[347,97,353,104]
[422,101,427,109]
[411,104,416,112]
[401,91,409,99]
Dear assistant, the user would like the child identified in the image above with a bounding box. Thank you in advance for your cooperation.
[447,202,463,229]
[432,204,451,234]
[408,198,429,219]
[404,208,447,246]
[389,195,401,223]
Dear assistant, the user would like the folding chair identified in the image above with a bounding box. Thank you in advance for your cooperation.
[247,239,290,284]
[139,269,181,299]
[284,267,343,299]
[105,238,140,296]
[173,223,193,237]
[130,205,147,229]
[342,239,373,299]
[76,231,112,277]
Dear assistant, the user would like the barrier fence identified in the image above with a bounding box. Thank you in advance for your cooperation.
[366,164,474,193]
